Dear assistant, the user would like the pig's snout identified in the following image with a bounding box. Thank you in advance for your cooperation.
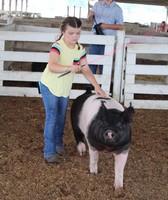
[104,130,117,142]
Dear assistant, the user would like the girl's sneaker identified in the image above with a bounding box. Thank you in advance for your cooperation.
[56,147,67,156]
[44,156,59,164]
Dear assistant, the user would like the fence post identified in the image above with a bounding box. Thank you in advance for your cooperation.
[79,7,81,18]
[74,6,76,16]
[0,40,5,86]
[1,0,5,10]
[120,38,130,103]
[101,43,114,93]
[166,61,168,85]
[113,30,125,102]
[67,6,69,16]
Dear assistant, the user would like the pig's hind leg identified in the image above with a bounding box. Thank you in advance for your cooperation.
[75,128,87,156]
[72,124,86,156]
[77,142,86,156]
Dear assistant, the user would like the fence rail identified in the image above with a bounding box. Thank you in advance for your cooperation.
[124,44,168,110]
[0,27,168,110]
[0,31,115,99]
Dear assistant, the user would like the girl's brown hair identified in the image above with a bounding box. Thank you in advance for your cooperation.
[61,16,82,33]
[57,17,82,50]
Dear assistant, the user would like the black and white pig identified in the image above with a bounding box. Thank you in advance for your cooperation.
[70,89,135,190]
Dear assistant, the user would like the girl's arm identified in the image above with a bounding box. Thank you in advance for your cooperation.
[100,23,125,30]
[80,60,107,97]
[48,52,81,74]
[48,52,69,73]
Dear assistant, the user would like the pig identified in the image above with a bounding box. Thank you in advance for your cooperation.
[70,89,135,190]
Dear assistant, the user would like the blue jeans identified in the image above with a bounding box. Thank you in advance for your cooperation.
[89,44,105,74]
[40,82,69,158]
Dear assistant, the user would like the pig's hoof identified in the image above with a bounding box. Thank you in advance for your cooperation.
[90,170,98,174]
[90,164,98,174]
[114,188,125,198]
[77,142,86,156]
[90,167,98,174]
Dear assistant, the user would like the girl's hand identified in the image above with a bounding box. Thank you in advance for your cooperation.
[69,65,82,73]
[94,86,107,98]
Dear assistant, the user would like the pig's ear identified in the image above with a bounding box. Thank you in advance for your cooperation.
[122,103,135,122]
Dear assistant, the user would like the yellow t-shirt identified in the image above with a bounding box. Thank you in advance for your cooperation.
[41,38,86,97]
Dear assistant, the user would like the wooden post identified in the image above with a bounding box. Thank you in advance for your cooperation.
[1,0,5,10]
[79,7,81,18]
[21,0,23,17]
[0,41,5,87]
[9,0,12,16]
[74,5,75,17]
[15,0,18,12]
[26,0,28,12]
[67,6,69,17]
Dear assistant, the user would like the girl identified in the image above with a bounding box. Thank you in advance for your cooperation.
[40,16,107,164]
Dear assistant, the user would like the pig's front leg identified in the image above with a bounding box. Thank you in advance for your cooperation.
[89,146,99,174]
[113,150,129,190]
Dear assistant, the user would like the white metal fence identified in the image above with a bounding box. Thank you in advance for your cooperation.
[124,43,168,110]
[0,27,168,110]
[0,30,115,99]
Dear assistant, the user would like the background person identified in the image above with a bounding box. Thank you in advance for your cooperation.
[160,21,168,32]
[87,0,124,75]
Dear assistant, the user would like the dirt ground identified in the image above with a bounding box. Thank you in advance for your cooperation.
[0,96,168,200]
